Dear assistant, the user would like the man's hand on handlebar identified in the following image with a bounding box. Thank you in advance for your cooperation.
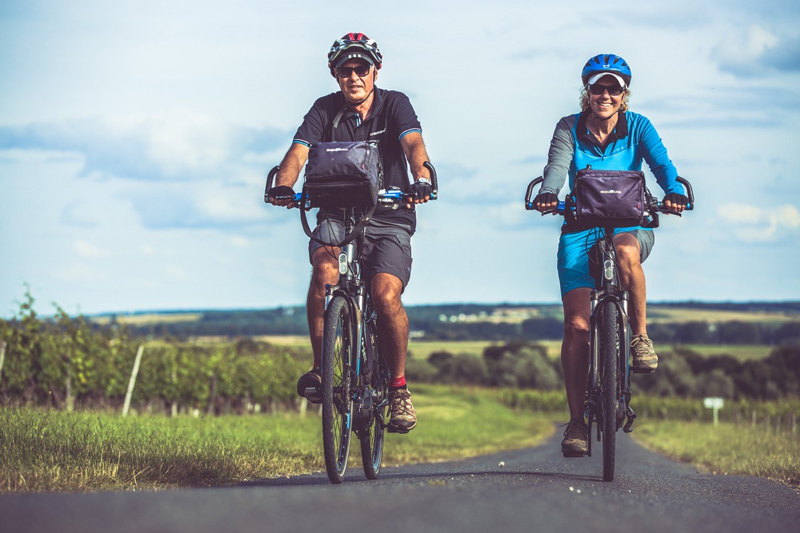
[405,178,433,208]
[533,192,559,213]
[663,192,688,214]
[268,185,297,208]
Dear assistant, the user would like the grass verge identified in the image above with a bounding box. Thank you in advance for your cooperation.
[633,420,800,486]
[0,384,553,493]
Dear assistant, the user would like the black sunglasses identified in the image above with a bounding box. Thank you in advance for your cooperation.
[336,64,372,78]
[588,83,625,96]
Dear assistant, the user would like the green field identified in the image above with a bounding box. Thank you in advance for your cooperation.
[634,420,800,486]
[0,384,554,493]
[672,344,773,360]
[256,336,774,362]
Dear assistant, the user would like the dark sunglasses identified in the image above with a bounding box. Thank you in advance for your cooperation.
[336,64,372,78]
[588,83,625,96]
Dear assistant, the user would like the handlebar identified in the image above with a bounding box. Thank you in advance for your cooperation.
[265,161,439,208]
[423,161,439,200]
[525,176,695,216]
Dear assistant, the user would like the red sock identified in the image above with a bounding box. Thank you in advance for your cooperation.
[389,375,406,389]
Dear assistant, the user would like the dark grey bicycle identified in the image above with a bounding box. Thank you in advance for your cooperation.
[526,175,694,481]
[266,162,438,483]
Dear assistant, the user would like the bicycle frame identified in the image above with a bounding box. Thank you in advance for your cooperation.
[585,231,636,457]
[323,210,380,400]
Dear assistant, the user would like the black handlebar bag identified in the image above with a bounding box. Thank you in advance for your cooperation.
[568,168,648,228]
[304,141,382,209]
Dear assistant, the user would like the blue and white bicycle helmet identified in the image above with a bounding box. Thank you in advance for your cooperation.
[581,54,632,88]
[327,33,383,76]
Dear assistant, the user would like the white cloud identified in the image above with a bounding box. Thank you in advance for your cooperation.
[140,244,157,255]
[55,261,109,281]
[231,236,249,247]
[717,203,764,225]
[0,113,286,182]
[714,24,800,77]
[165,264,188,281]
[717,203,800,242]
[74,240,110,258]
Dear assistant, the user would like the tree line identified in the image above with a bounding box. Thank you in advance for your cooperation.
[98,304,800,345]
[405,341,800,401]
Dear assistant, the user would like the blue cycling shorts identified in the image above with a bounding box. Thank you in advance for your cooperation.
[557,227,654,298]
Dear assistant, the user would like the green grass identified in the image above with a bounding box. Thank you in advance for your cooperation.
[0,384,553,493]
[633,420,800,486]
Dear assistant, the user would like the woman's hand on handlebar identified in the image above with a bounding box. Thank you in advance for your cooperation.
[533,192,559,213]
[268,186,298,208]
[663,192,688,214]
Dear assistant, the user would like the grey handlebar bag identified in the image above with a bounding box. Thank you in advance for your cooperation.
[571,168,648,228]
[304,141,383,209]
[300,140,384,247]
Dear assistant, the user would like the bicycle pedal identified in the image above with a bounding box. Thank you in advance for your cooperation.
[303,387,322,404]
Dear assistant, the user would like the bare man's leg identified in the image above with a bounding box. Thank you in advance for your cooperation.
[307,247,340,366]
[370,272,408,377]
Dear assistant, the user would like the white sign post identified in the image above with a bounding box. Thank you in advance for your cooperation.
[703,397,724,426]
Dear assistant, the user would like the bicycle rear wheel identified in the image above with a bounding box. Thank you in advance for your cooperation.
[600,300,619,482]
[321,295,354,484]
[360,324,388,480]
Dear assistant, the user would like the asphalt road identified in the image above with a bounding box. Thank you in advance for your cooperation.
[3,429,798,533]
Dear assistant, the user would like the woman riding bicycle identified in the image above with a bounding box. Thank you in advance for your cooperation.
[531,54,688,457]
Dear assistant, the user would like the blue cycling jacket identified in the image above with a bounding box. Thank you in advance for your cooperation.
[540,110,682,198]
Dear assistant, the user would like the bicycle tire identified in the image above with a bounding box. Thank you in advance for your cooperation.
[600,300,618,482]
[360,324,388,480]
[321,295,354,484]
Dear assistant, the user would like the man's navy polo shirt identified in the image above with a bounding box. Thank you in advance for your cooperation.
[293,87,422,230]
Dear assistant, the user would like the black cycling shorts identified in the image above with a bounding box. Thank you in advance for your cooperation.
[308,218,413,290]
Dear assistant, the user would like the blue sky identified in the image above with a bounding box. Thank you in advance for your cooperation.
[1,0,799,315]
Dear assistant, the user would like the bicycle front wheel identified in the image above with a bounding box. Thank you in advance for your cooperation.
[321,295,354,484]
[360,324,388,480]
[600,300,619,482]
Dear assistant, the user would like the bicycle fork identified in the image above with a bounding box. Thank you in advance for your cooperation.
[617,294,636,433]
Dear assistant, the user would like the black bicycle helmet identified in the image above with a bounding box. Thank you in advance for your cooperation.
[327,33,383,76]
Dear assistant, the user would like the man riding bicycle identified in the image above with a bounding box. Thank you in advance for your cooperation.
[532,54,688,456]
[267,33,433,433]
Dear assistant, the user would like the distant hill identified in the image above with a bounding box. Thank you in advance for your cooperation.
[88,302,800,344]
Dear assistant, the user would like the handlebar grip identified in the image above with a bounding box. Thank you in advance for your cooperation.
[676,176,695,210]
[423,161,438,200]
[264,166,279,204]
[525,177,544,210]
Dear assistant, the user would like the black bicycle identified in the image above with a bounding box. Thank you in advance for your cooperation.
[525,176,694,481]
[265,163,438,483]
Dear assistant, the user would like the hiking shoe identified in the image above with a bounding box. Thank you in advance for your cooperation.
[296,367,322,404]
[631,334,658,373]
[387,388,417,433]
[562,418,589,457]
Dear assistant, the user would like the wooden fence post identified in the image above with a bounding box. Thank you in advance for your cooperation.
[207,375,217,416]
[0,341,6,383]
[299,397,308,418]
[122,344,145,417]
